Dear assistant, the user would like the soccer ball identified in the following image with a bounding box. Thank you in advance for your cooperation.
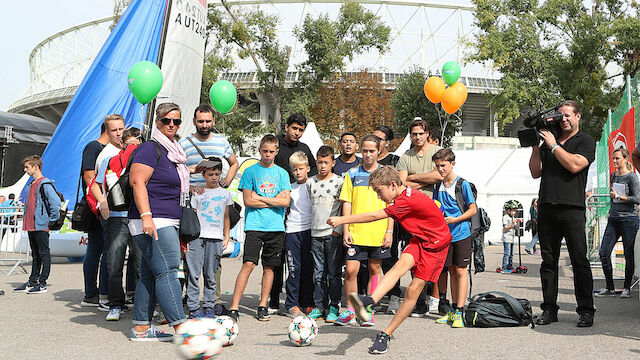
[288,316,318,346]
[214,315,239,346]
[174,318,224,359]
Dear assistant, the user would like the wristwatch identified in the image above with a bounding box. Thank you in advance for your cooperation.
[550,144,560,154]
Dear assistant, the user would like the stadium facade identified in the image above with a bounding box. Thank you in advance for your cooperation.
[8,0,518,150]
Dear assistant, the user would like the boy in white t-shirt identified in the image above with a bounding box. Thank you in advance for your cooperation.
[185,158,233,318]
[500,202,519,274]
[284,151,314,317]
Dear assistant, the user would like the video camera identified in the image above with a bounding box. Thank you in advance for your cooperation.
[516,103,564,147]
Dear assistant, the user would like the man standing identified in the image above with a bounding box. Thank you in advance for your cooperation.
[529,100,596,327]
[179,104,239,315]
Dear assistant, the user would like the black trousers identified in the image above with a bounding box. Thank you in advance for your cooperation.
[28,231,51,286]
[538,204,595,315]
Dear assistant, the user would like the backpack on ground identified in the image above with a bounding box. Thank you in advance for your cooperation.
[39,182,66,231]
[115,141,163,211]
[464,291,535,328]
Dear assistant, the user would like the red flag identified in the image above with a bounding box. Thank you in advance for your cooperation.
[608,107,636,174]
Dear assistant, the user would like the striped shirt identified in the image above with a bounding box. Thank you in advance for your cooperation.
[179,134,233,187]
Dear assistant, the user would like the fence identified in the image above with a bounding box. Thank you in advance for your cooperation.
[0,206,28,275]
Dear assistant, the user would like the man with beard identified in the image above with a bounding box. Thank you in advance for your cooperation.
[179,104,239,316]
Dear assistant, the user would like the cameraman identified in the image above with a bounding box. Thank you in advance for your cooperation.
[528,100,596,328]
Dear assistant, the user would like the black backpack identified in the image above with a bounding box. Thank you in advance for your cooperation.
[464,291,535,328]
[39,182,66,231]
[116,140,163,211]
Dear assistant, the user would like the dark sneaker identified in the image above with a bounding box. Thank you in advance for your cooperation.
[125,295,134,306]
[369,332,390,354]
[594,289,616,297]
[257,306,270,321]
[228,310,239,322]
[577,312,593,328]
[81,295,100,307]
[13,282,33,293]
[98,299,110,312]
[349,293,375,323]
[204,308,216,318]
[27,284,47,294]
[438,298,451,315]
[189,308,206,319]
[268,300,279,315]
[213,303,228,316]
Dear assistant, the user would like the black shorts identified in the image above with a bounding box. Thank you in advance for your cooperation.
[345,244,391,261]
[444,236,472,268]
[243,231,284,267]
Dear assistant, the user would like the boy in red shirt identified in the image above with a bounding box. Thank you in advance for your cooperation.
[328,166,451,354]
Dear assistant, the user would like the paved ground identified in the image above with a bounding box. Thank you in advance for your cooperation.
[2,245,640,359]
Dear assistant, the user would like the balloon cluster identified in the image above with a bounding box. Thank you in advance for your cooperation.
[424,61,468,115]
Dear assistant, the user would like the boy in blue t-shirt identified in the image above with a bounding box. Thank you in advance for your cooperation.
[431,149,477,328]
[228,135,291,322]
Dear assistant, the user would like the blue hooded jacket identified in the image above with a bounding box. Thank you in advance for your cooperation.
[24,177,61,231]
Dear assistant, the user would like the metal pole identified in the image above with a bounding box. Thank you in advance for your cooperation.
[627,75,632,109]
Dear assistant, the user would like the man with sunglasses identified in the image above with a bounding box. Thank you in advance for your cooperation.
[179,104,239,316]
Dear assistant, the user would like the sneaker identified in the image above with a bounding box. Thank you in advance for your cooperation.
[620,289,631,298]
[594,289,617,297]
[360,311,375,327]
[524,248,532,255]
[129,325,173,342]
[334,309,356,326]
[451,310,464,328]
[369,332,390,354]
[189,308,206,319]
[13,282,33,293]
[436,311,454,324]
[534,251,540,255]
[286,306,305,318]
[410,303,426,318]
[387,295,401,315]
[204,308,216,318]
[125,295,134,306]
[27,284,47,294]
[81,295,100,307]
[98,299,110,312]
[106,307,122,321]
[267,300,279,315]
[438,298,451,315]
[349,293,375,323]
[501,269,513,274]
[213,303,228,316]
[156,311,168,325]
[427,296,440,314]
[228,309,239,322]
[308,308,324,320]
[256,306,270,321]
[325,306,339,323]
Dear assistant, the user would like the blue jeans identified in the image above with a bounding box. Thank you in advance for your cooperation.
[185,238,223,311]
[525,233,538,252]
[285,230,314,310]
[502,242,514,270]
[599,216,638,290]
[132,226,186,327]
[83,221,108,298]
[105,217,140,308]
[311,234,344,310]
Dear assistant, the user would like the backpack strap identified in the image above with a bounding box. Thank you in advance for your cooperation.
[186,136,206,159]
[454,177,469,212]
[39,182,54,217]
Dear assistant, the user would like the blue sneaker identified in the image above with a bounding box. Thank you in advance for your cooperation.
[502,269,513,274]
[189,308,206,319]
[129,325,173,342]
[204,307,216,318]
[334,309,356,326]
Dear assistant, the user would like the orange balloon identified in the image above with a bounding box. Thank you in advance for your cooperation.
[424,76,446,104]
[441,83,467,114]
[449,82,468,104]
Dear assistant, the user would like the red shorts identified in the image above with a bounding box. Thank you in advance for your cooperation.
[402,237,449,283]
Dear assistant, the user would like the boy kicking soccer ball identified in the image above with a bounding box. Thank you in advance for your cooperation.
[328,166,451,354]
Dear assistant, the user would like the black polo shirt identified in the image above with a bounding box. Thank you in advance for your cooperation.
[274,134,317,183]
[539,130,595,208]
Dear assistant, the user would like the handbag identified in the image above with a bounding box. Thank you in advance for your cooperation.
[71,166,99,232]
[229,201,242,229]
[179,196,200,243]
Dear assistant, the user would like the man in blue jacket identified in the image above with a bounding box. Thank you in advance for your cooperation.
[13,155,61,294]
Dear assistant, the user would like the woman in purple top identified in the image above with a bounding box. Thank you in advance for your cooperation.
[129,102,191,341]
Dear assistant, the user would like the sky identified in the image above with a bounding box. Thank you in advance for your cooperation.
[0,0,114,110]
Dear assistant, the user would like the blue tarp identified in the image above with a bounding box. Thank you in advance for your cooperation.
[39,0,167,203]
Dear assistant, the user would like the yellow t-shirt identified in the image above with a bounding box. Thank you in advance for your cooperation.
[339,165,389,247]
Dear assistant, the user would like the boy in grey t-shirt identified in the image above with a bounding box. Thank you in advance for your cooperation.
[306,146,344,322]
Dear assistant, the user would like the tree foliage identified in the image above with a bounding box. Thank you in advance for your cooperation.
[390,68,459,147]
[469,0,640,139]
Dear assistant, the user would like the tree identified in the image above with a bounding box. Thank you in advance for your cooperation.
[390,67,459,147]
[469,0,640,138]
[310,71,392,149]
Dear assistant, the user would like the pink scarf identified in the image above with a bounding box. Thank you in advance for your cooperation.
[151,128,190,194]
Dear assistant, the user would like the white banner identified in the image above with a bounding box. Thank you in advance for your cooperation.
[157,0,207,137]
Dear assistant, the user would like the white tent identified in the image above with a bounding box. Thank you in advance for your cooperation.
[299,122,324,157]
[393,132,412,156]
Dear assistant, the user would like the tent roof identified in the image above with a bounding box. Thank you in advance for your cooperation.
[0,111,55,143]
[299,122,324,157]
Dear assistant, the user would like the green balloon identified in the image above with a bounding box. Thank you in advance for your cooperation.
[127,61,163,104]
[442,61,461,86]
[209,80,237,114]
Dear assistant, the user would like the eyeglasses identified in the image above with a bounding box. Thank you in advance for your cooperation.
[159,118,182,126]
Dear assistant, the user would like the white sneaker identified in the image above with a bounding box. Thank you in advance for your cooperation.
[106,307,122,321]
[620,289,631,298]
[427,296,440,314]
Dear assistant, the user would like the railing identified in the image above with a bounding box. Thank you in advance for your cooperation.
[0,206,28,276]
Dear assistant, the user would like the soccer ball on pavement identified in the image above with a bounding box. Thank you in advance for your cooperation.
[174,318,224,359]
[288,316,318,346]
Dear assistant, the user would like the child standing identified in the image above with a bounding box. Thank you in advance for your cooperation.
[307,146,344,322]
[328,166,451,354]
[284,151,314,317]
[13,155,61,294]
[228,135,291,322]
[501,202,519,273]
[431,149,477,328]
[335,135,393,327]
[185,158,233,318]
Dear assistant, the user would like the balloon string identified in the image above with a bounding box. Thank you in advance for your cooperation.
[139,105,145,130]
